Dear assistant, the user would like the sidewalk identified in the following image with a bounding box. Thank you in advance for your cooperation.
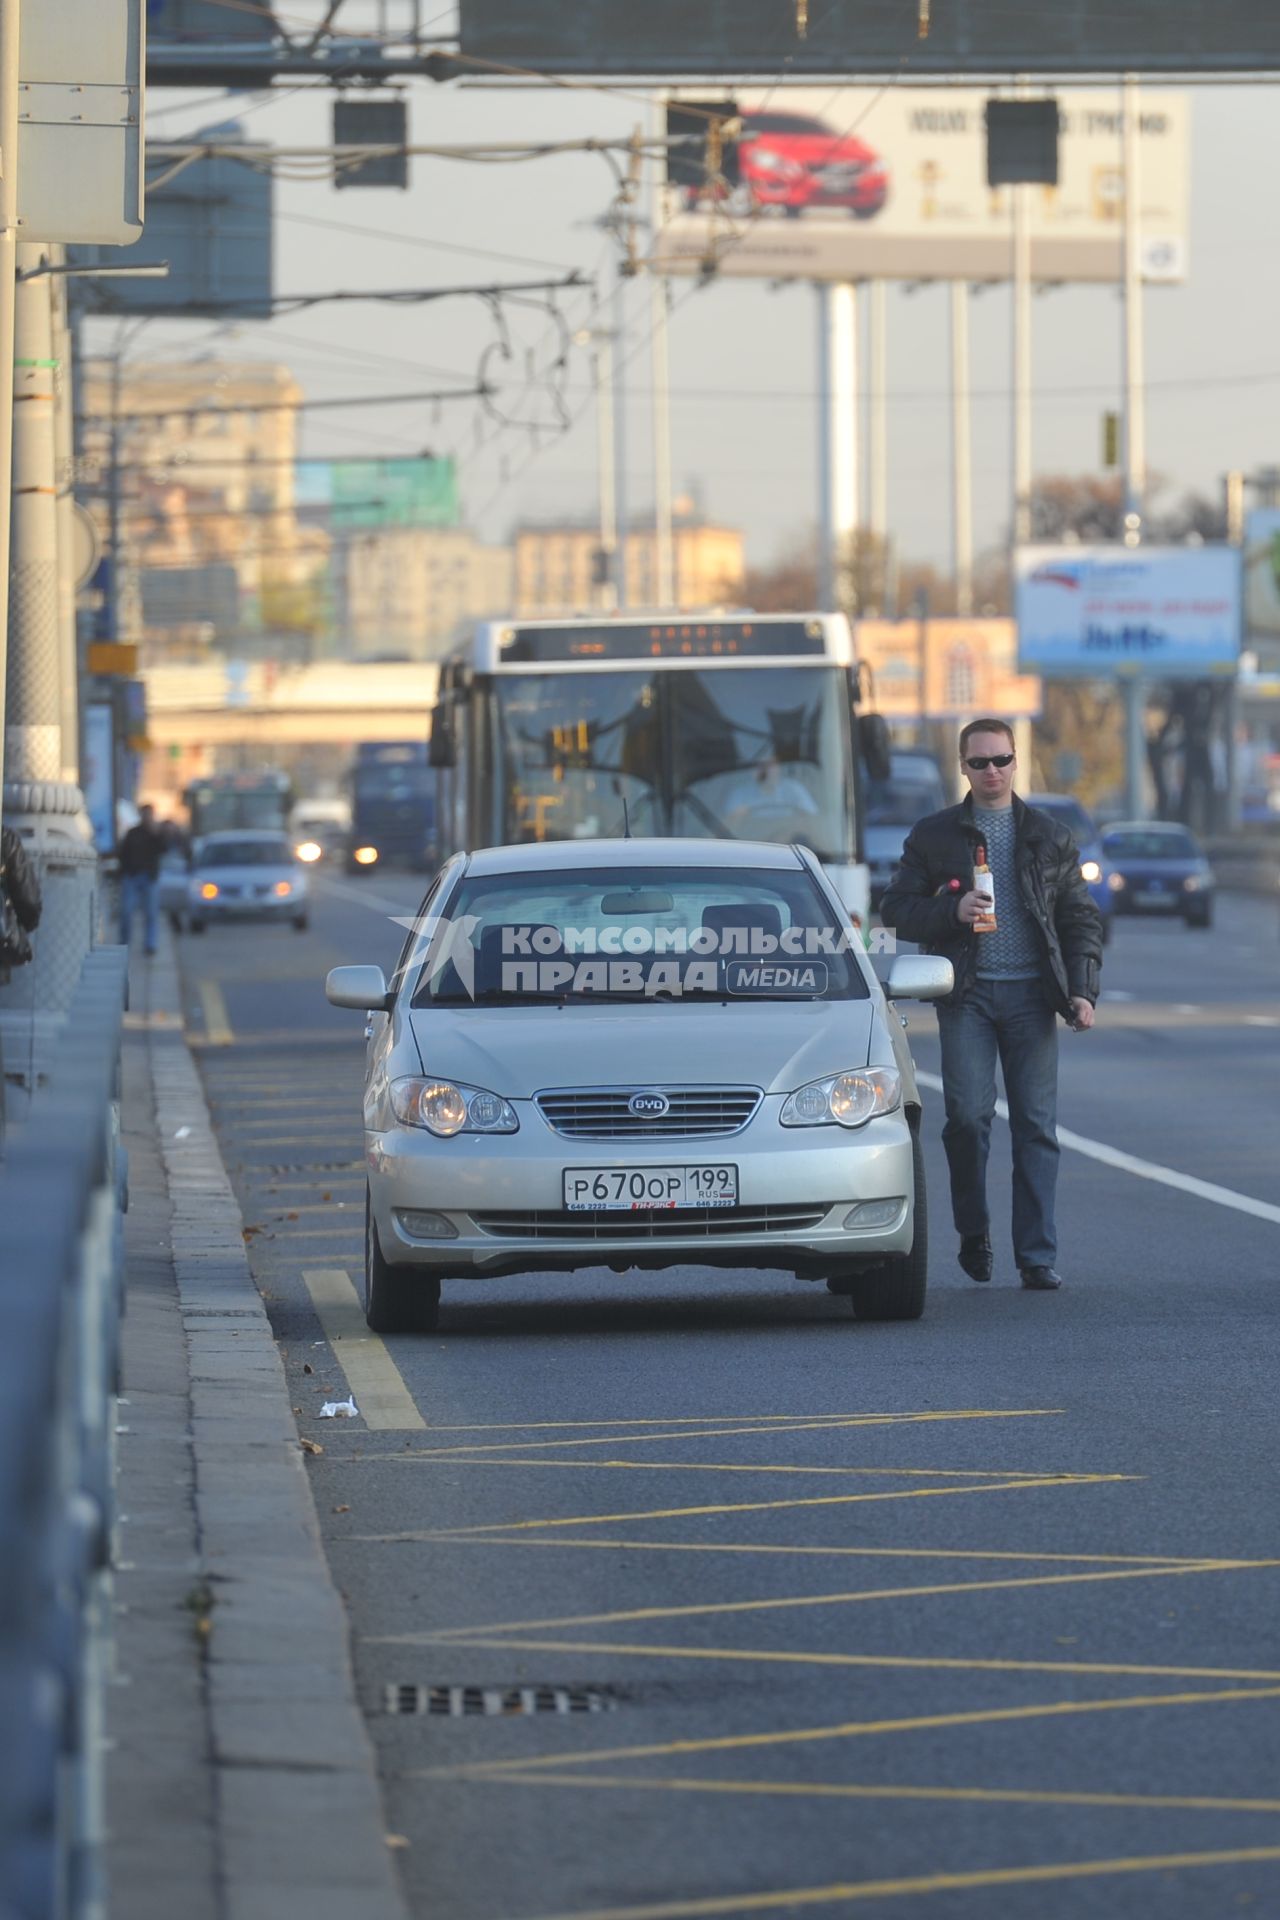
[108,932,408,1920]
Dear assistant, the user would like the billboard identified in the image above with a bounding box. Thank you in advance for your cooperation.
[458,0,1280,75]
[1015,547,1241,679]
[1243,510,1280,638]
[855,618,1041,721]
[653,89,1187,285]
[297,458,460,530]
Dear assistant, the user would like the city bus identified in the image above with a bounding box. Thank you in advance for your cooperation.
[184,769,292,841]
[429,612,890,922]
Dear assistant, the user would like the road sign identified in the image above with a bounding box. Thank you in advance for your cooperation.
[18,0,144,244]
[652,87,1188,286]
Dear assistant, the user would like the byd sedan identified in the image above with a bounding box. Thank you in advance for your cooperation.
[185,831,310,934]
[324,838,952,1333]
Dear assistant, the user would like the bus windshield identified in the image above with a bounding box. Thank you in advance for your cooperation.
[491,666,854,861]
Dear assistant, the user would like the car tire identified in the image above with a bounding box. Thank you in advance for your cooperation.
[188,918,206,935]
[168,909,183,933]
[1185,904,1213,929]
[847,1127,928,1323]
[364,1189,440,1335]
[293,913,309,932]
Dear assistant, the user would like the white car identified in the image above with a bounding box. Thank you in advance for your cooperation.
[185,830,310,934]
[325,838,952,1333]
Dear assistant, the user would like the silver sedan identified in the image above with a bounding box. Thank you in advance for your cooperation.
[325,838,952,1333]
[185,830,310,934]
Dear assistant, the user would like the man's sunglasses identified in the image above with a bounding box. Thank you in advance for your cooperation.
[964,752,1015,771]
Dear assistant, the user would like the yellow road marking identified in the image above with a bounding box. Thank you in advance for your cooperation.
[300,1269,425,1431]
[420,1680,1280,1780]
[485,1845,1280,1920]
[442,1767,1280,1818]
[401,1410,1066,1458]
[363,1473,1127,1534]
[418,1557,1260,1640]
[197,979,232,1047]
[364,1533,1235,1569]
[366,1632,1280,1687]
[387,1409,1065,1434]
[390,1456,1092,1481]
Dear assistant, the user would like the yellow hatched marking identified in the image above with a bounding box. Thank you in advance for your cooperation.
[365,1532,1237,1569]
[390,1456,1092,1482]
[403,1409,1065,1458]
[300,1268,425,1432]
[393,1409,1063,1434]
[485,1846,1280,1920]
[445,1767,1280,1818]
[417,1557,1261,1641]
[369,1633,1280,1688]
[197,979,232,1047]
[420,1680,1280,1780]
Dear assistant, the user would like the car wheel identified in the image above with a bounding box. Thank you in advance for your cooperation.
[364,1189,440,1335]
[188,918,206,935]
[1186,903,1213,929]
[293,913,309,932]
[1099,914,1113,946]
[847,1128,928,1322]
[168,909,183,932]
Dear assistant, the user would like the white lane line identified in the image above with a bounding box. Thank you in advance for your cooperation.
[1243,1016,1280,1028]
[301,1268,427,1431]
[914,1072,1280,1229]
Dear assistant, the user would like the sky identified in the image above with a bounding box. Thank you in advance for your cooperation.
[96,13,1280,581]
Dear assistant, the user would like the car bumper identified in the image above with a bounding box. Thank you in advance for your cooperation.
[190,895,304,920]
[366,1107,916,1278]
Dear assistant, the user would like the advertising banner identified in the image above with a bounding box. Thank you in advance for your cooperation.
[1243,509,1280,637]
[855,618,1041,721]
[1015,547,1241,678]
[653,88,1187,285]
[83,703,116,855]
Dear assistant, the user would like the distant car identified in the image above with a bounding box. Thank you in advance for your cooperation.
[323,837,954,1334]
[865,752,948,913]
[685,109,889,221]
[1025,794,1114,945]
[185,830,310,935]
[291,816,347,866]
[1099,822,1215,928]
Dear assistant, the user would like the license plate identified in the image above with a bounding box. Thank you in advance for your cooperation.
[563,1165,738,1211]
[1133,889,1170,906]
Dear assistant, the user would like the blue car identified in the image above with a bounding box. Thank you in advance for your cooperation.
[1024,793,1114,946]
[1099,821,1215,929]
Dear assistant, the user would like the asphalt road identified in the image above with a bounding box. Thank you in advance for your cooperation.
[179,869,1280,1920]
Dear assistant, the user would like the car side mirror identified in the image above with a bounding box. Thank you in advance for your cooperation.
[325,964,392,1012]
[428,709,456,769]
[885,955,954,1001]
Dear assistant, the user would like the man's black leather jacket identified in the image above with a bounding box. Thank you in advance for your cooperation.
[879,793,1103,1016]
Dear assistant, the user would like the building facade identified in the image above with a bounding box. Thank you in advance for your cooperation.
[513,520,744,615]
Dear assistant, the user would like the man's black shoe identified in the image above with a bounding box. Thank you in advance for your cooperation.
[959,1233,993,1283]
[1020,1266,1063,1290]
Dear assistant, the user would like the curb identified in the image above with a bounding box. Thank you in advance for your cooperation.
[144,933,409,1920]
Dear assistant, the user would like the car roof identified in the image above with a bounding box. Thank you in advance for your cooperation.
[463,837,805,878]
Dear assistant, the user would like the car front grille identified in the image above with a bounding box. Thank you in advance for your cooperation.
[471,1204,830,1242]
[535,1087,762,1139]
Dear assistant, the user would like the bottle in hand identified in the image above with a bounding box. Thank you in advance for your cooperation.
[972,844,997,933]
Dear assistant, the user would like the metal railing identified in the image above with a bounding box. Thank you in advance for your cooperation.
[0,945,128,1920]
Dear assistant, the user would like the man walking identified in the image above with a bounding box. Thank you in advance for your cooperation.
[880,720,1103,1291]
[117,803,166,958]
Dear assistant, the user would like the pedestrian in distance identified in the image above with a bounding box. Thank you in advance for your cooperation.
[0,820,42,980]
[879,719,1104,1291]
[117,803,166,958]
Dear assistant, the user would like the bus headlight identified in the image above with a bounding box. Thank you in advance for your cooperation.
[353,845,379,866]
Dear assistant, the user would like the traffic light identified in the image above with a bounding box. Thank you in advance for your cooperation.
[1102,410,1120,469]
[985,98,1060,187]
[665,100,741,191]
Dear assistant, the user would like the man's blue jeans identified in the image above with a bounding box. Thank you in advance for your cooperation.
[935,975,1060,1270]
[119,873,159,955]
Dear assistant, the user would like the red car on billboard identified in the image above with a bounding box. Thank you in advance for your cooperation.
[685,108,889,220]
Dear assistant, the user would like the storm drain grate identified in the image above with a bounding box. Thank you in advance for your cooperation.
[386,1684,617,1718]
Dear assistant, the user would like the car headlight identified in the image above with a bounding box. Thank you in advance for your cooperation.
[197,881,219,900]
[390,1077,518,1138]
[353,845,379,865]
[273,879,293,896]
[1107,871,1126,891]
[295,840,322,863]
[780,1067,901,1130]
[1182,875,1203,892]
[1080,860,1101,884]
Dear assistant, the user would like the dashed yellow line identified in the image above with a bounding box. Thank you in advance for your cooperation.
[411,1556,1262,1642]
[197,978,233,1047]
[300,1268,425,1432]
[490,1845,1280,1920]
[444,1767,1280,1818]
[419,1680,1280,1781]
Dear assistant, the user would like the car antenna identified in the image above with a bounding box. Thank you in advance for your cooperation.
[622,796,633,838]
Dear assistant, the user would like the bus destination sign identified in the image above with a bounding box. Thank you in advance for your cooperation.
[499,621,827,662]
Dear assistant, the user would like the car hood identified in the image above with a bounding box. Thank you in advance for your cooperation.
[193,863,300,888]
[407,999,877,1099]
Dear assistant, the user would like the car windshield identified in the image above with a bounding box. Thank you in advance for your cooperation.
[1103,829,1199,861]
[1034,798,1096,842]
[200,839,293,868]
[410,864,869,1007]
[864,772,946,827]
